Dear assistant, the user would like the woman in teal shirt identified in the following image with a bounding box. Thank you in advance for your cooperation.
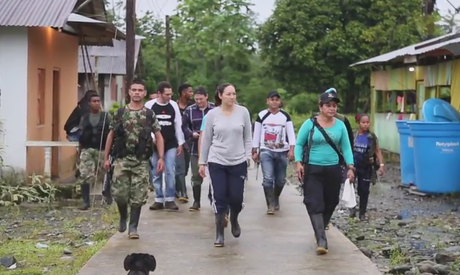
[294,91,355,255]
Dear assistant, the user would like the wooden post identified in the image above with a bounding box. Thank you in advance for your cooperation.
[125,0,136,104]
[165,15,171,83]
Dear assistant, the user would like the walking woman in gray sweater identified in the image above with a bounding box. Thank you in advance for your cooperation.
[199,83,252,247]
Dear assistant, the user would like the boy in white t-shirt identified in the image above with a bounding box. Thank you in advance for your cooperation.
[252,90,296,215]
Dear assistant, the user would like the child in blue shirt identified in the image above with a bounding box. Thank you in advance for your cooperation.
[350,114,385,221]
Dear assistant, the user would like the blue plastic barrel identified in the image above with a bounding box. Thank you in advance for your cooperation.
[407,121,460,194]
[395,121,416,186]
[422,98,460,122]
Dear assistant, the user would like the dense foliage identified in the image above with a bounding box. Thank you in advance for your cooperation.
[106,0,454,116]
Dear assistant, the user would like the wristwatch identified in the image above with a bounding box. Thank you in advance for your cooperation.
[380,163,385,167]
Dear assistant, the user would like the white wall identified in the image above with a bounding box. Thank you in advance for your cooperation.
[103,74,112,109]
[0,27,28,170]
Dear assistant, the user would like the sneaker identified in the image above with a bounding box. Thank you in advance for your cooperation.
[149,202,164,210]
[165,201,179,211]
[178,196,189,203]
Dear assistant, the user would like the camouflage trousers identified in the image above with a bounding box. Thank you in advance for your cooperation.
[79,148,105,185]
[112,156,150,207]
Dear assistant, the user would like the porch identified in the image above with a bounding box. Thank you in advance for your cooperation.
[25,141,78,180]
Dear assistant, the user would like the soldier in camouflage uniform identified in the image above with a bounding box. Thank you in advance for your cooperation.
[78,93,110,210]
[104,78,165,239]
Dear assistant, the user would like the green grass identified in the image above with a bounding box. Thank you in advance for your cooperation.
[0,205,118,275]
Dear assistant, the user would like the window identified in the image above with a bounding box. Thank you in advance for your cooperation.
[439,86,451,103]
[37,68,46,125]
[376,90,417,113]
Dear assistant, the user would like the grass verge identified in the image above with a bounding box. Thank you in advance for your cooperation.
[0,203,118,275]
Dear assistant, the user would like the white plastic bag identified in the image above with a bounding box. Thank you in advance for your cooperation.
[341,179,357,208]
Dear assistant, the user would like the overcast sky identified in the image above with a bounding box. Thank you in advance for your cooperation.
[123,0,457,23]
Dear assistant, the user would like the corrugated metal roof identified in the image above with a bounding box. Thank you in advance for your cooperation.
[78,56,128,74]
[350,31,460,67]
[412,37,460,56]
[0,0,79,27]
[78,38,143,74]
[67,13,105,24]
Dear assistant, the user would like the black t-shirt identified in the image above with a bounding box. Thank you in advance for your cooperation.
[151,103,178,151]
[179,101,194,116]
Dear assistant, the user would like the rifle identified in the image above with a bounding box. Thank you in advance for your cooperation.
[102,155,114,205]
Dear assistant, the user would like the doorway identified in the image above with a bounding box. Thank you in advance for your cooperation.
[51,69,60,178]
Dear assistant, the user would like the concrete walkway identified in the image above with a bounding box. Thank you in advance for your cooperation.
[78,166,382,275]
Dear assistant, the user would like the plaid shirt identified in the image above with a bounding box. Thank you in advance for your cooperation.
[182,102,214,155]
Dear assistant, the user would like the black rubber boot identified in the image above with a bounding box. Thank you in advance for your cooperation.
[273,185,284,211]
[189,185,201,212]
[309,214,328,255]
[79,183,90,210]
[263,187,275,215]
[359,194,369,221]
[349,208,357,218]
[117,203,128,233]
[128,206,142,239]
[230,208,241,238]
[214,213,225,247]
[323,209,334,230]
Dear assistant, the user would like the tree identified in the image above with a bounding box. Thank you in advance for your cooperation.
[258,0,433,112]
[439,9,460,34]
[170,0,258,91]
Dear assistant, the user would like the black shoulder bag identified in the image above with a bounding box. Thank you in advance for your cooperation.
[311,117,345,165]
[298,125,315,194]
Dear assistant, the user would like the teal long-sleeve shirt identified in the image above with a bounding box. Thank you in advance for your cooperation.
[294,118,354,166]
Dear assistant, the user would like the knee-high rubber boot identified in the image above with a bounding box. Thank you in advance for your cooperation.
[263,187,275,215]
[214,213,225,247]
[309,214,328,255]
[229,208,241,238]
[79,183,90,210]
[359,193,369,221]
[117,203,128,233]
[323,209,334,230]
[128,206,142,239]
[189,185,201,211]
[273,185,284,211]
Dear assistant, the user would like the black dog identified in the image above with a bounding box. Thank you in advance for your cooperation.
[124,253,156,275]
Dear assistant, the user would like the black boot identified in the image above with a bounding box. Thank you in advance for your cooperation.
[359,194,369,221]
[274,185,284,211]
[117,203,128,233]
[309,214,328,255]
[349,207,357,218]
[230,208,241,238]
[79,183,90,210]
[214,213,225,247]
[263,187,275,215]
[189,185,201,212]
[323,209,334,230]
[128,206,142,239]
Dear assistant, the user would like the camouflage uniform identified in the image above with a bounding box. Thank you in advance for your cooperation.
[110,107,161,207]
[79,148,105,186]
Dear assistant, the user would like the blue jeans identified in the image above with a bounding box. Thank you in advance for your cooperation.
[151,148,177,203]
[67,130,81,142]
[259,149,288,189]
[175,151,187,197]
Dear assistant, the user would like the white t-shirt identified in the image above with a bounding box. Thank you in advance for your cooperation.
[252,109,296,152]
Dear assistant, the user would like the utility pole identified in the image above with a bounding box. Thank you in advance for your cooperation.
[165,15,171,83]
[125,0,136,104]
